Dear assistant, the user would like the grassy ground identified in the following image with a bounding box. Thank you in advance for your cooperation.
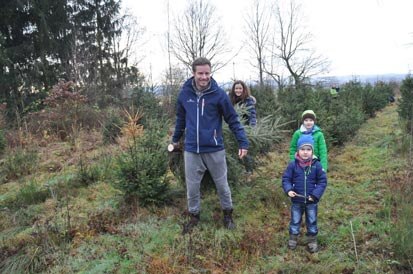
[0,104,411,273]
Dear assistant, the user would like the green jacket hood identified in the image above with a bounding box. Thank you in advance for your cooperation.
[299,124,321,133]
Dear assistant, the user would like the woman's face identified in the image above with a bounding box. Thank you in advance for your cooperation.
[234,84,244,97]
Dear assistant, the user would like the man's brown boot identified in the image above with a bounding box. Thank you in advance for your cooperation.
[223,209,236,229]
[182,213,200,235]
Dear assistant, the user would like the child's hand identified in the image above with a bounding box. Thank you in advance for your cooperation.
[288,191,296,197]
[238,148,248,159]
[307,195,318,202]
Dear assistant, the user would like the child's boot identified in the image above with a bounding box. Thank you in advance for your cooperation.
[288,234,298,250]
[307,235,318,253]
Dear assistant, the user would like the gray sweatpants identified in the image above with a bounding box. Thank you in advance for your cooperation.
[184,150,232,214]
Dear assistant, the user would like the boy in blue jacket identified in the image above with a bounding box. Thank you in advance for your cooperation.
[282,134,327,253]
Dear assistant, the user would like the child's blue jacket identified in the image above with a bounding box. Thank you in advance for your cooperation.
[172,77,249,153]
[282,157,327,203]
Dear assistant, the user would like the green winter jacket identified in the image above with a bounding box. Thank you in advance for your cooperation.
[289,125,328,171]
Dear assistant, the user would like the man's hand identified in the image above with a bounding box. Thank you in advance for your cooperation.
[288,191,297,198]
[238,148,248,159]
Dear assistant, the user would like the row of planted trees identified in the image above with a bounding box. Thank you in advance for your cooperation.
[392,74,413,267]
[257,79,396,146]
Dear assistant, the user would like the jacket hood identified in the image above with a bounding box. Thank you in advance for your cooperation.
[300,124,321,133]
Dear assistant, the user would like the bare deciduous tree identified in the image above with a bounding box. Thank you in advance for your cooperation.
[161,65,187,117]
[113,12,146,87]
[171,0,232,72]
[270,0,330,87]
[244,0,272,86]
[263,43,288,90]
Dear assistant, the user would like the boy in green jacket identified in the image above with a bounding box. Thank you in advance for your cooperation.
[289,110,328,171]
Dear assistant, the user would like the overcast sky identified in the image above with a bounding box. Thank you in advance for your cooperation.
[122,0,413,83]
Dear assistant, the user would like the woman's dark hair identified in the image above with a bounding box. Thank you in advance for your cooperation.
[229,80,250,105]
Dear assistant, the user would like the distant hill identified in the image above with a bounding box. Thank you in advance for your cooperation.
[315,73,408,85]
[217,73,409,90]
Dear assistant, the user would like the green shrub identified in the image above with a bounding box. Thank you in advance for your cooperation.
[398,74,413,134]
[322,97,365,145]
[102,109,123,144]
[277,86,310,130]
[13,180,50,208]
[251,84,279,118]
[73,159,101,187]
[0,225,63,273]
[115,118,170,206]
[276,81,369,146]
[130,87,165,127]
[373,81,394,108]
[0,129,5,155]
[359,83,391,118]
[391,196,413,269]
[0,148,38,182]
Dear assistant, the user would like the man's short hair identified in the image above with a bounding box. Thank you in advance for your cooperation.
[192,57,211,72]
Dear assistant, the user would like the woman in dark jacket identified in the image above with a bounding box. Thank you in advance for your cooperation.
[229,80,257,127]
[229,80,257,174]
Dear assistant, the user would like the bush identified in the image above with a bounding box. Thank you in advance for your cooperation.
[0,148,38,182]
[276,81,369,146]
[73,159,101,187]
[251,84,279,118]
[391,201,413,269]
[12,180,50,208]
[102,109,123,144]
[373,81,394,108]
[277,86,310,130]
[130,87,165,127]
[116,117,170,206]
[322,100,365,145]
[398,74,413,134]
[359,83,392,118]
[26,81,100,140]
[0,129,5,155]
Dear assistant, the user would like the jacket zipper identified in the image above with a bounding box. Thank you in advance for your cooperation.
[304,167,308,204]
[195,91,213,153]
[196,97,200,153]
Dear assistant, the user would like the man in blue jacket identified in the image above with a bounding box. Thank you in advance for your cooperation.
[172,57,249,234]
